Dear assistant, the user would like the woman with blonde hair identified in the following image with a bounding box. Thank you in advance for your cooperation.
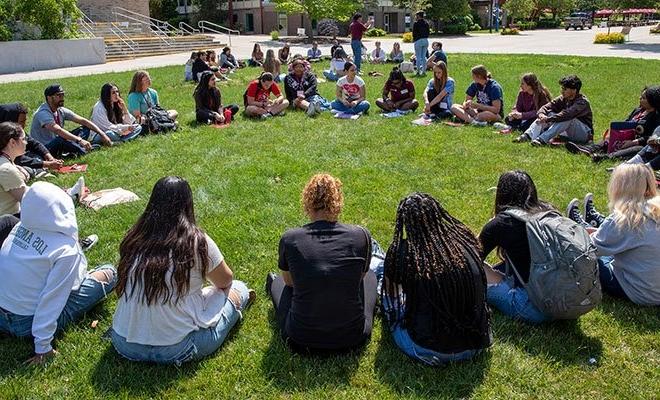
[263,49,284,83]
[388,42,404,63]
[566,163,660,305]
[508,73,552,135]
[265,173,378,354]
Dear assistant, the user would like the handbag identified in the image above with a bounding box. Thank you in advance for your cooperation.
[606,121,638,154]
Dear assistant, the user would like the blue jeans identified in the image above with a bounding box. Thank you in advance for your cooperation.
[331,99,370,115]
[323,70,339,82]
[111,280,250,365]
[0,265,117,337]
[307,95,331,111]
[45,136,88,158]
[372,243,482,365]
[104,125,142,143]
[525,114,592,144]
[598,256,630,300]
[351,40,363,72]
[486,276,547,324]
[414,38,428,73]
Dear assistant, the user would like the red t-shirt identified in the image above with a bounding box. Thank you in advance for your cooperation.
[349,22,367,40]
[246,80,281,102]
[385,80,415,102]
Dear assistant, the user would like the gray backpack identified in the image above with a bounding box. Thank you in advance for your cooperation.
[504,208,602,319]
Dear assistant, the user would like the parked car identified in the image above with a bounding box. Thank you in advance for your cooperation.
[564,12,593,30]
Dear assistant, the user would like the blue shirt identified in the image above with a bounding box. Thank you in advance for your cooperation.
[426,77,455,110]
[29,103,77,145]
[431,49,447,64]
[127,88,159,116]
[307,48,322,58]
[466,79,504,116]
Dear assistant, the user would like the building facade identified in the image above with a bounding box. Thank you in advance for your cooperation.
[77,0,150,21]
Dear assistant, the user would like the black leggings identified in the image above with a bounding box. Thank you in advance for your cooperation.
[266,271,378,354]
[0,214,19,246]
[504,116,533,132]
[195,104,240,124]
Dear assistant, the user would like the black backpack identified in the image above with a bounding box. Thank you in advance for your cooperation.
[144,105,177,134]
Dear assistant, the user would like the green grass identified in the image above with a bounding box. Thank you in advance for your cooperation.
[0,54,659,399]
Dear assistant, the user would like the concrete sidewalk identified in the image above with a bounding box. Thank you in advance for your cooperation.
[1,27,658,84]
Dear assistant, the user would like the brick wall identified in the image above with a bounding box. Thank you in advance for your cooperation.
[78,0,150,21]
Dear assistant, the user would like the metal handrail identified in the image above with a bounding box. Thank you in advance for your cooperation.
[112,6,181,36]
[75,7,97,38]
[112,10,173,46]
[179,21,200,35]
[109,24,137,52]
[198,20,239,46]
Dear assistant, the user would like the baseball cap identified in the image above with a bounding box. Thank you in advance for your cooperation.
[44,84,65,97]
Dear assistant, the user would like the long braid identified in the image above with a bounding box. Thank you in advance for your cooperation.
[382,193,487,339]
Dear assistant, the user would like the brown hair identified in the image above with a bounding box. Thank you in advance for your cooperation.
[302,174,344,218]
[0,122,24,150]
[432,61,448,93]
[471,65,491,80]
[129,70,150,93]
[521,73,552,110]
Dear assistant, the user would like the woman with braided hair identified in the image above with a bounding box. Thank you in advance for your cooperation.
[378,193,491,365]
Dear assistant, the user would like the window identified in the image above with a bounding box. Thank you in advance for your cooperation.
[246,13,254,32]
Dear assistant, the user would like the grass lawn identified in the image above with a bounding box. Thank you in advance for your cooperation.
[0,54,659,400]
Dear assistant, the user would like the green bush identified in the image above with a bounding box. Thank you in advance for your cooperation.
[651,26,660,34]
[270,30,279,40]
[402,31,412,42]
[442,23,468,35]
[537,19,561,29]
[501,28,520,35]
[471,24,481,31]
[594,32,624,44]
[517,21,536,31]
[365,27,387,37]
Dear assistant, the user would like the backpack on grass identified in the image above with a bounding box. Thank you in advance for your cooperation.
[504,208,601,319]
[144,106,177,134]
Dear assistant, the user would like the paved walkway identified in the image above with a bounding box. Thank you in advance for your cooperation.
[1,26,658,83]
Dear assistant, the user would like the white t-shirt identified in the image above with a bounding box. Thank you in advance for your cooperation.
[336,75,365,102]
[371,48,385,61]
[112,234,226,346]
[90,100,137,133]
[330,59,346,74]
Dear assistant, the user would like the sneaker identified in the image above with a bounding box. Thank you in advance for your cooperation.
[566,198,590,228]
[68,176,86,201]
[591,153,607,163]
[306,103,317,117]
[493,122,510,130]
[470,119,487,127]
[530,139,545,147]
[80,234,99,252]
[314,101,322,114]
[244,289,257,310]
[565,142,592,156]
[584,193,605,227]
[260,112,273,120]
[513,133,530,143]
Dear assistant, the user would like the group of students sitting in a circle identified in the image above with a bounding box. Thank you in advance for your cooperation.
[0,164,658,365]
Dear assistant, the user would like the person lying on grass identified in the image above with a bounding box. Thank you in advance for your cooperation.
[110,176,255,365]
[376,67,418,113]
[266,173,378,354]
[566,164,660,306]
[194,71,239,124]
[0,181,116,366]
[244,72,289,119]
[331,62,371,115]
[423,61,455,119]
[451,65,504,126]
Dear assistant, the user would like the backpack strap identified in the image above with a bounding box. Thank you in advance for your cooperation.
[501,208,531,288]
[502,207,531,223]
[503,252,528,289]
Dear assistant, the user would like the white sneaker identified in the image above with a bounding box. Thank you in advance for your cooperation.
[493,122,510,130]
[80,234,99,252]
[470,119,488,127]
[261,112,273,120]
[68,176,86,201]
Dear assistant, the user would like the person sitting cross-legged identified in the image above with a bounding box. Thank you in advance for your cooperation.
[370,41,386,64]
[194,71,239,124]
[422,61,455,119]
[284,59,329,117]
[90,83,142,143]
[265,173,378,354]
[377,193,492,366]
[522,75,593,146]
[30,84,113,158]
[375,67,418,113]
[244,72,289,119]
[507,73,552,136]
[330,62,370,115]
[307,42,322,62]
[451,65,504,126]
[110,176,255,365]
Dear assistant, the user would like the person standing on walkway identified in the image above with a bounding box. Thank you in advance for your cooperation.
[349,13,373,74]
[412,11,430,76]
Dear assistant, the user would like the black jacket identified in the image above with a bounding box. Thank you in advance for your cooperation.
[412,19,430,42]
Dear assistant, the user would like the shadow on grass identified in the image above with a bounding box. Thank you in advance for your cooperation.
[492,314,603,365]
[373,323,491,398]
[598,297,660,333]
[259,308,363,392]
[0,336,35,379]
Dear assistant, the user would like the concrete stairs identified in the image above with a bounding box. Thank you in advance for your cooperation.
[104,34,224,62]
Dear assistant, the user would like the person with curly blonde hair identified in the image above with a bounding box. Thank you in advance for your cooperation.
[266,173,378,354]
[566,163,660,305]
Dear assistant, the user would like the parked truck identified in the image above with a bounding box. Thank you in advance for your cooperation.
[564,12,593,30]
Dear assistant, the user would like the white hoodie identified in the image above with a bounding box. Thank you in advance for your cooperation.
[0,182,87,354]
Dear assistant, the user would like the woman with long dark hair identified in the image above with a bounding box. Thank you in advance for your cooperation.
[380,193,491,365]
[249,43,264,67]
[91,83,141,142]
[110,176,254,365]
[193,71,239,124]
[479,170,554,323]
[244,72,289,118]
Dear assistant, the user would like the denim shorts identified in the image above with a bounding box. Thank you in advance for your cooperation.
[486,277,548,324]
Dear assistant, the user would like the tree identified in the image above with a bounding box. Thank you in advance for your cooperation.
[150,0,179,21]
[425,0,470,22]
[13,0,80,40]
[0,0,14,41]
[193,0,226,24]
[392,0,432,13]
[272,0,365,38]
[504,0,536,22]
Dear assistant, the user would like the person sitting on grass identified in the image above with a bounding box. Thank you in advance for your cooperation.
[244,72,289,119]
[423,61,455,119]
[0,181,116,366]
[622,126,660,170]
[566,164,660,306]
[323,48,348,82]
[0,103,63,174]
[330,39,344,60]
[370,41,386,64]
[521,75,593,146]
[278,43,292,65]
[194,71,240,124]
[388,42,404,63]
[506,73,552,136]
[110,176,255,365]
[263,49,284,83]
[425,41,447,70]
[284,59,328,117]
[451,65,504,126]
[127,70,179,123]
[249,43,264,67]
[192,52,229,83]
[30,84,112,158]
[0,122,28,217]
[265,173,377,354]
[184,52,197,81]
[91,83,142,143]
[331,62,370,115]
[307,41,322,62]
[378,193,492,365]
[220,47,243,71]
[479,170,555,324]
[376,67,418,113]
[566,85,660,162]
[286,54,312,74]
